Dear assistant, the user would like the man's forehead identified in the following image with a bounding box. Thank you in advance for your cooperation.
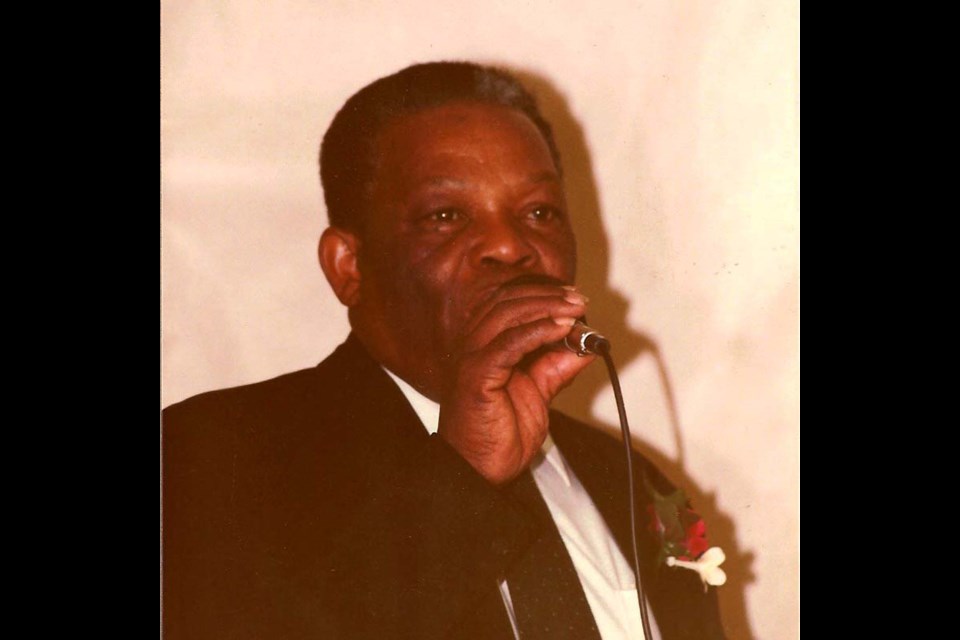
[372,102,561,189]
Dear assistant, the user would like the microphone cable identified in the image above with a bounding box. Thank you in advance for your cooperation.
[593,340,655,640]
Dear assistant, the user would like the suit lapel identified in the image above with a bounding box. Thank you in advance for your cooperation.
[549,414,678,639]
[548,415,660,579]
[549,414,727,640]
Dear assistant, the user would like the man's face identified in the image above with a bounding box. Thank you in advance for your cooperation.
[350,101,577,399]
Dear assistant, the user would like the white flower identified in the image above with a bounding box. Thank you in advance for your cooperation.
[666,547,727,591]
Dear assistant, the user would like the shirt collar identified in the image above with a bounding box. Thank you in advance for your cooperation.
[382,366,442,435]
[381,365,572,487]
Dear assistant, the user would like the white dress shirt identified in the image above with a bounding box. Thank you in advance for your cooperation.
[383,368,661,640]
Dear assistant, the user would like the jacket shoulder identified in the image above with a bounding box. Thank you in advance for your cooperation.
[162,337,371,437]
[164,366,320,423]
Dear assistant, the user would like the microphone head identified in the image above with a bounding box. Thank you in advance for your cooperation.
[564,320,610,356]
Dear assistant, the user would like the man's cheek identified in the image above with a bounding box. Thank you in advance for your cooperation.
[538,235,577,277]
[391,265,448,326]
[405,236,457,272]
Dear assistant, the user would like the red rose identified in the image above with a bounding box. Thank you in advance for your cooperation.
[681,517,709,560]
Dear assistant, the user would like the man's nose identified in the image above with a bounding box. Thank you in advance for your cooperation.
[471,215,537,269]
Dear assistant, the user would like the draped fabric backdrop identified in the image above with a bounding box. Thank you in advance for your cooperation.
[161,2,799,638]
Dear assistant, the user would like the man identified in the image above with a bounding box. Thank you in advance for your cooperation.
[162,61,725,639]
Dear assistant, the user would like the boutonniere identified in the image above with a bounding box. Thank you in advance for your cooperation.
[647,483,726,591]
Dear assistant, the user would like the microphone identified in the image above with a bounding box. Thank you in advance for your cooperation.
[563,320,610,356]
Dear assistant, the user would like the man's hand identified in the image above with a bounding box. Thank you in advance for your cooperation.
[437,283,594,485]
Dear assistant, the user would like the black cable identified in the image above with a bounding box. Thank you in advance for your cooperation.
[596,342,654,640]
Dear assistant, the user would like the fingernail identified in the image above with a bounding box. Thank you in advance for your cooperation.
[553,316,577,327]
[561,285,578,291]
[564,292,589,305]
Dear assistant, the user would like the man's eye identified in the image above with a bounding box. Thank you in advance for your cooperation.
[428,209,462,223]
[527,206,562,222]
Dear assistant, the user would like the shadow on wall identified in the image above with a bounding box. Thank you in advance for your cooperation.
[512,66,757,640]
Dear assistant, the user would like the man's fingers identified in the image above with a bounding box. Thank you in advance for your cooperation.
[459,316,580,389]
[462,294,587,352]
[462,283,581,338]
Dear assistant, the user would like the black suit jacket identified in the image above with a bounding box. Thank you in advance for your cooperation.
[162,334,725,639]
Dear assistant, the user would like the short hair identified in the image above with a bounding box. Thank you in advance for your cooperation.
[320,61,563,233]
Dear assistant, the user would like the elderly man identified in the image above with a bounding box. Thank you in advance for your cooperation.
[162,61,725,640]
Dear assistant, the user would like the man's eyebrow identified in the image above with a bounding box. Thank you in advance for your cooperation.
[529,170,561,184]
[415,171,560,189]
[419,177,467,188]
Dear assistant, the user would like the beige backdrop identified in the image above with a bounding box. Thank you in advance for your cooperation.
[161,1,799,638]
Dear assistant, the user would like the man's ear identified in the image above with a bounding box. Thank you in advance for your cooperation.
[319,226,362,307]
